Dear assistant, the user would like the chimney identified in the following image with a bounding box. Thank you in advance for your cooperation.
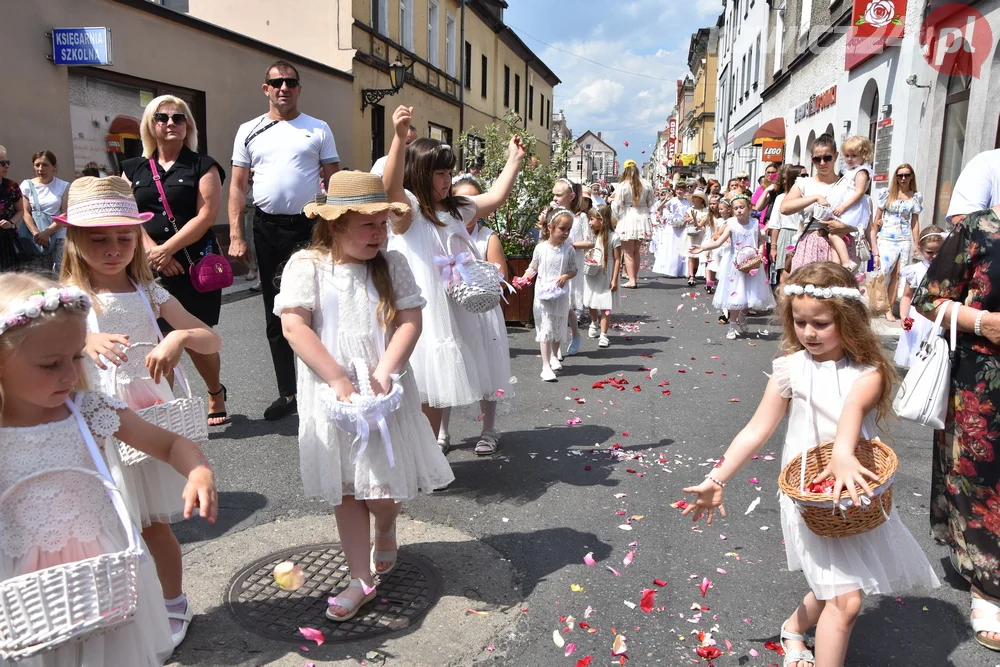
[598,132,602,140]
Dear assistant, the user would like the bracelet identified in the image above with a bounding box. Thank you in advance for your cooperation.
[975,310,987,337]
[705,475,726,488]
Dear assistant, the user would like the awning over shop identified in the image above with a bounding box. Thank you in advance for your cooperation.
[106,115,140,153]
[752,118,785,145]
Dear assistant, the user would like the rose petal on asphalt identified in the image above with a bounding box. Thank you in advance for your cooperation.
[553,629,565,648]
[584,551,596,566]
[640,588,656,612]
[699,577,711,597]
[623,550,635,567]
[745,496,761,515]
[298,627,325,646]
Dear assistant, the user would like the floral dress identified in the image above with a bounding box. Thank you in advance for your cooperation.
[877,189,923,276]
[913,208,1000,597]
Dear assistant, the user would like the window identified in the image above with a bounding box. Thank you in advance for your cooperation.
[529,84,534,120]
[466,134,485,170]
[428,122,452,145]
[577,160,583,171]
[539,93,545,126]
[427,0,440,67]
[481,54,488,98]
[799,0,813,40]
[754,34,760,86]
[464,42,472,89]
[935,73,972,225]
[503,65,510,107]
[372,0,388,35]
[546,99,551,128]
[514,73,521,112]
[740,55,746,96]
[774,2,785,73]
[371,104,385,165]
[445,13,456,77]
[399,0,413,50]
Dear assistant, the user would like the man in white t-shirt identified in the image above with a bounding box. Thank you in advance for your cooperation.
[370,125,418,177]
[946,148,1000,224]
[227,59,340,420]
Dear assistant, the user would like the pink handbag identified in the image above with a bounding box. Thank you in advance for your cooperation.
[149,158,233,292]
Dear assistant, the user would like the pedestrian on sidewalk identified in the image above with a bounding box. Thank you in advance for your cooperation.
[684,262,939,667]
[517,208,578,381]
[611,160,653,288]
[227,59,341,421]
[61,175,224,648]
[275,171,454,622]
[382,105,524,451]
[582,203,621,348]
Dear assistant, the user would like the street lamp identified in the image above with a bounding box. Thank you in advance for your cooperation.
[361,60,408,112]
[698,151,706,164]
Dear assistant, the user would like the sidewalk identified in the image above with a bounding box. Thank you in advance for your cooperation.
[168,515,523,667]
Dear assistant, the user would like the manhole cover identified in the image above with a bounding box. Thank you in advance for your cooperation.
[226,542,441,643]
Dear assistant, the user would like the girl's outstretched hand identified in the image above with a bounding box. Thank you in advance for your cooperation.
[392,105,413,138]
[813,452,878,507]
[681,479,727,525]
[182,466,217,523]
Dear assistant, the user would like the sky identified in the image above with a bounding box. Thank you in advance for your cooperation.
[504,0,724,168]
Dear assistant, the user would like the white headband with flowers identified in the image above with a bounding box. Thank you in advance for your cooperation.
[0,287,92,337]
[783,283,863,301]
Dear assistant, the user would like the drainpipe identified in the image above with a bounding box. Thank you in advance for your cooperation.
[459,0,466,166]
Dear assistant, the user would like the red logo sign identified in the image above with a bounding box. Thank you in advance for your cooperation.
[846,0,907,70]
[921,4,992,78]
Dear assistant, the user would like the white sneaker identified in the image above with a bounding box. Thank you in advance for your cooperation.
[588,323,600,338]
[725,326,739,340]
[598,334,610,348]
[550,357,563,371]
[540,366,557,382]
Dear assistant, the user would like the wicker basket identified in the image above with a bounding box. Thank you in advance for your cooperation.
[734,246,763,273]
[440,233,505,314]
[0,467,141,660]
[778,439,898,538]
[112,344,208,467]
[583,248,604,277]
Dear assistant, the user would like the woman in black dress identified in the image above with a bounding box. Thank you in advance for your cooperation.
[122,95,228,425]
[0,145,23,271]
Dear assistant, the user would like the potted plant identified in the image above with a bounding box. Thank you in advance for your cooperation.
[461,111,571,324]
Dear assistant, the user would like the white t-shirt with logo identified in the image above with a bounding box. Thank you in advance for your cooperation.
[20,178,69,239]
[232,113,339,215]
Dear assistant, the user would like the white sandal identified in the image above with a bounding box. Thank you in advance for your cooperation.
[167,599,194,648]
[475,431,499,456]
[437,435,451,455]
[779,621,815,667]
[971,595,1000,650]
[370,520,398,576]
[325,579,377,622]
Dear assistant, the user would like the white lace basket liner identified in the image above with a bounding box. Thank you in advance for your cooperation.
[734,245,763,273]
[434,232,511,314]
[583,247,604,277]
[111,343,208,466]
[320,358,404,468]
[0,399,141,660]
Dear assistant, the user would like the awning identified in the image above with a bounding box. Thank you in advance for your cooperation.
[106,115,141,153]
[752,118,785,145]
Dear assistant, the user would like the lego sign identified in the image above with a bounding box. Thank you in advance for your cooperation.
[761,141,784,163]
[845,0,907,70]
[920,4,992,78]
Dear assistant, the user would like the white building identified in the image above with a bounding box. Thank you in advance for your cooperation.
[567,131,617,184]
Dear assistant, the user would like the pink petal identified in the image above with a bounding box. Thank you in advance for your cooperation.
[583,552,596,566]
[565,642,577,657]
[607,566,622,577]
[298,627,325,646]
[749,477,759,484]
[699,577,712,597]
[623,550,635,567]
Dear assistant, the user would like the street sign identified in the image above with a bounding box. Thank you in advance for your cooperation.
[51,28,112,66]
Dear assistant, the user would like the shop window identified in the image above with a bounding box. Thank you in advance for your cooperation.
[935,73,972,226]
[371,104,385,166]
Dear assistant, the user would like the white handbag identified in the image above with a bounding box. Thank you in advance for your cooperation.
[893,302,959,429]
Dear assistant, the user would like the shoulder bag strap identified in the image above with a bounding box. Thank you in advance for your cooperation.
[243,117,280,149]
[148,157,196,267]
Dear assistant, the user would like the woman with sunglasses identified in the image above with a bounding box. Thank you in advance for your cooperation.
[121,95,229,431]
[0,145,23,271]
[780,134,860,271]
[873,164,922,321]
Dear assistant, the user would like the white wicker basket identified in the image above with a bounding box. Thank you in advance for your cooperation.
[0,467,141,660]
[321,358,404,468]
[112,343,208,467]
[583,248,604,277]
[440,233,505,314]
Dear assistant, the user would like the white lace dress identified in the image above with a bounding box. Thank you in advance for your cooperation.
[274,250,455,506]
[90,284,187,527]
[569,212,592,311]
[826,164,873,231]
[653,198,688,277]
[583,232,621,312]
[388,191,513,409]
[612,181,654,242]
[529,241,577,344]
[773,352,940,600]
[894,260,935,367]
[0,392,173,666]
[712,219,776,312]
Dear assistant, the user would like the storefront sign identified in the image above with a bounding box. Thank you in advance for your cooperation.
[761,141,785,163]
[920,3,992,78]
[793,86,837,123]
[845,0,907,70]
[51,28,112,66]
[667,119,678,162]
[872,118,894,182]
[678,153,697,166]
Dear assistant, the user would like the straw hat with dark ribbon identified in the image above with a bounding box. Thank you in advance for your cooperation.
[53,176,154,227]
[303,171,410,221]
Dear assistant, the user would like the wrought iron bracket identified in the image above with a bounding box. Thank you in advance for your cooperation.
[361,87,402,113]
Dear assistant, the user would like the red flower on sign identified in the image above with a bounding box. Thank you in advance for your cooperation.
[861,0,896,28]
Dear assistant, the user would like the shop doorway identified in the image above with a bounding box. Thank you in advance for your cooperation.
[934,71,972,225]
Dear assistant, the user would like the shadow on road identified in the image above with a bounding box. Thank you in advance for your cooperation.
[175,490,269,545]
[483,527,614,597]
[208,413,299,441]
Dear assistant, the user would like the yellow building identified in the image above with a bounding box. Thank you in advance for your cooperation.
[184,0,559,169]
[679,27,718,178]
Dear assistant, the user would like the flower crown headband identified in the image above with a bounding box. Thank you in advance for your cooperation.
[0,287,92,337]
[783,283,863,301]
[729,194,751,204]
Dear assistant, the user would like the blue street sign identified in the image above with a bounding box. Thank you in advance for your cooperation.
[51,28,112,66]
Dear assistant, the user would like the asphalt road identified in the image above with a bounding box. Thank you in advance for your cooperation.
[177,262,987,667]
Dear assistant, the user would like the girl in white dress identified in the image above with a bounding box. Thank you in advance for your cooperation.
[551,178,590,358]
[681,188,711,286]
[611,161,653,288]
[684,262,939,667]
[382,106,525,453]
[825,136,874,269]
[59,176,222,648]
[450,176,513,456]
[276,170,454,622]
[583,204,621,349]
[0,273,217,667]
[691,195,775,339]
[894,226,946,367]
[653,181,690,278]
[517,209,578,382]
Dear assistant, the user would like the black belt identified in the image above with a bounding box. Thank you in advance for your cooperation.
[254,207,309,223]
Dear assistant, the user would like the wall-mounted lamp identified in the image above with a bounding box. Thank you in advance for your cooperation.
[905,74,931,90]
[361,60,409,113]
[881,103,892,119]
[698,151,706,163]
[843,120,852,134]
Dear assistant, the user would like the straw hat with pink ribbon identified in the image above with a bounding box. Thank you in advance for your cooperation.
[53,176,154,227]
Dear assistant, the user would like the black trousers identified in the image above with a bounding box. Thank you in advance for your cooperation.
[253,208,315,397]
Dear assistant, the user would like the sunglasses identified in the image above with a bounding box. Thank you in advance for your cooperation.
[811,155,835,164]
[267,77,300,89]
[897,172,913,178]
[154,112,187,125]
[0,161,9,167]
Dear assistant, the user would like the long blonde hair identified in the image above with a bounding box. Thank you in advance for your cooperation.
[886,163,918,205]
[60,226,156,310]
[140,95,199,158]
[306,213,397,330]
[0,273,89,420]
[619,165,643,201]
[779,263,897,432]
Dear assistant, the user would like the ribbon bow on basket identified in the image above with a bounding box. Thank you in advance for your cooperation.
[434,232,510,314]
[321,358,404,468]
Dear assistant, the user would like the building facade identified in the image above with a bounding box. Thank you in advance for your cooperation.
[184,0,559,170]
[567,131,617,184]
[677,27,718,180]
